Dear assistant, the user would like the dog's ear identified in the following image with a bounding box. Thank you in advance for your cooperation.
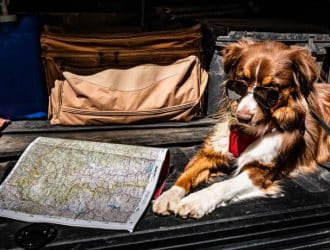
[290,46,320,96]
[222,38,254,73]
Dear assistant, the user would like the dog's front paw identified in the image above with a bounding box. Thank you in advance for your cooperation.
[152,186,185,216]
[175,189,217,219]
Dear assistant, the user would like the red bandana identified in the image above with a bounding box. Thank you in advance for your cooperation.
[229,128,259,157]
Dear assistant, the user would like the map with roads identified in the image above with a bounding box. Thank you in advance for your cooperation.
[0,137,168,232]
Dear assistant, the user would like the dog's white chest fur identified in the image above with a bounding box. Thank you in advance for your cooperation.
[238,131,283,169]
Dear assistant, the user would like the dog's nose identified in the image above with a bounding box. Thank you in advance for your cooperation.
[236,109,253,123]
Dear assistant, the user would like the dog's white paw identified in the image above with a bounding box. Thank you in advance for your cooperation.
[175,189,217,219]
[152,186,185,216]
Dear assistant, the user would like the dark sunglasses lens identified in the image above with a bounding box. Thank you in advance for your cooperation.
[226,80,248,100]
[267,89,279,107]
[253,87,279,108]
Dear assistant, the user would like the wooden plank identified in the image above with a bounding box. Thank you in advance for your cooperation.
[3,118,216,133]
[0,126,212,160]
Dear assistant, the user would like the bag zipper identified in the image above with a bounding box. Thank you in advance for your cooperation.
[41,25,201,43]
[61,101,197,116]
[44,50,201,71]
[43,49,200,58]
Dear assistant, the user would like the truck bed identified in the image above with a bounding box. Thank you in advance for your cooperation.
[1,120,330,249]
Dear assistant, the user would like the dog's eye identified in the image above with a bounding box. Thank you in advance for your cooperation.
[226,80,248,100]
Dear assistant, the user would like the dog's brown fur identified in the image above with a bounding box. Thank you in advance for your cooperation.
[153,39,330,218]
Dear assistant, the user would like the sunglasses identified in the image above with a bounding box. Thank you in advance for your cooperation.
[225,80,279,109]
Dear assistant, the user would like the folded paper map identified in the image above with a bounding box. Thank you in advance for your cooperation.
[0,137,169,232]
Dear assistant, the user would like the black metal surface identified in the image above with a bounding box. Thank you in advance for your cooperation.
[14,223,57,250]
[1,161,329,249]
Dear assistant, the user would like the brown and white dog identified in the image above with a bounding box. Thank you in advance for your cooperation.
[153,38,330,219]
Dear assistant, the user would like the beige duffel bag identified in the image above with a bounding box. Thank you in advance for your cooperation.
[49,55,208,125]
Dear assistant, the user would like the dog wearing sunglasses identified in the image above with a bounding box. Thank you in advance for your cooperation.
[153,38,330,219]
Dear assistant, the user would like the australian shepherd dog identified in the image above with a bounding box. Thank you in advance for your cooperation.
[153,39,330,218]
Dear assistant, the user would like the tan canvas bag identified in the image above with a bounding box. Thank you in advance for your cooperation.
[41,24,202,93]
[49,55,208,125]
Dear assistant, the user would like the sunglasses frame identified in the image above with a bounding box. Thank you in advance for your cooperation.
[225,80,280,109]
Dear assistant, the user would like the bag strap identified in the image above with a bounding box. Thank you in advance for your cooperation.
[310,110,330,171]
[310,110,330,135]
